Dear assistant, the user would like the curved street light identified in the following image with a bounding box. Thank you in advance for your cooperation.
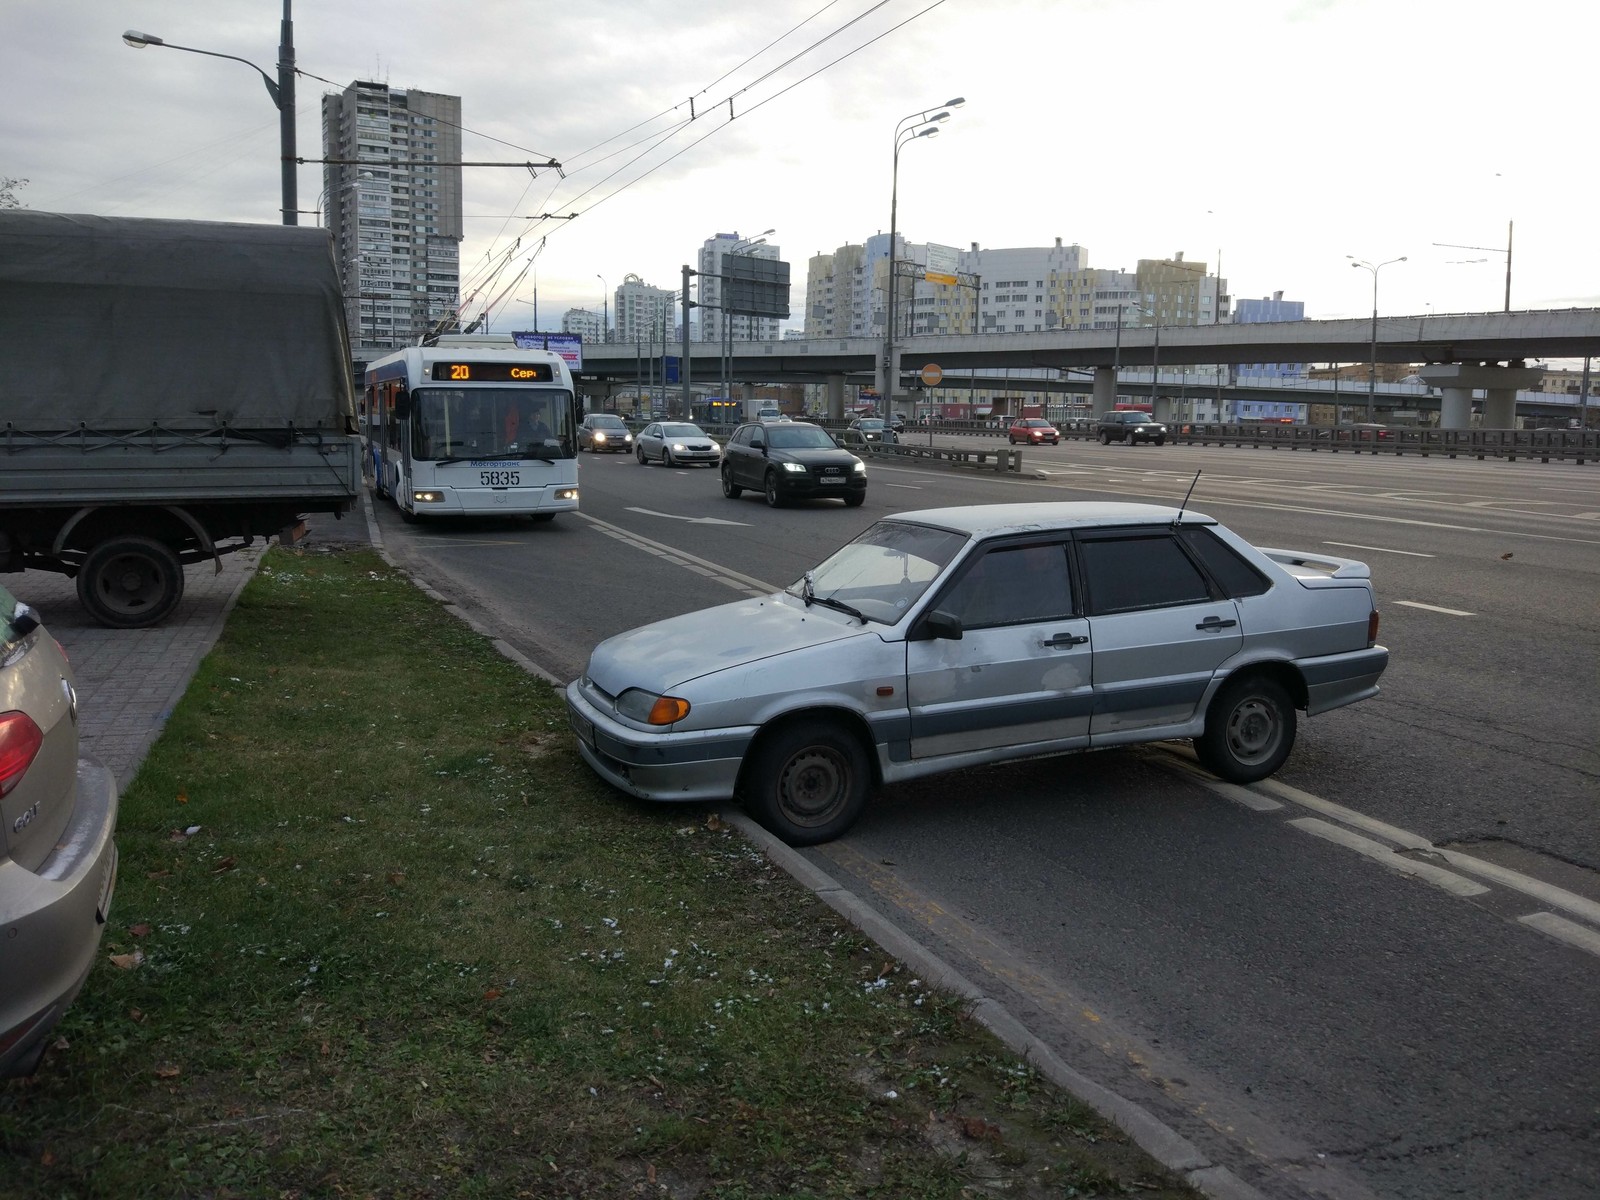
[884,98,964,418]
[596,274,609,344]
[122,4,298,225]
[1348,255,1408,423]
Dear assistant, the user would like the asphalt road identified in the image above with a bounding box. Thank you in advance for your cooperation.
[372,436,1600,1200]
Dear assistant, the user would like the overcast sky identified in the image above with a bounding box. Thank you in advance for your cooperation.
[5,0,1596,336]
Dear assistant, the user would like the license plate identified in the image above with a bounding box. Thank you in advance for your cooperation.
[569,710,595,748]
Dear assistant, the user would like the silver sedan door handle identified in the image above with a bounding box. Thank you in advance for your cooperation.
[1195,615,1238,631]
[1041,631,1089,648]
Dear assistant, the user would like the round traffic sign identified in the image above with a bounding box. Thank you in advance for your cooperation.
[920,363,943,387]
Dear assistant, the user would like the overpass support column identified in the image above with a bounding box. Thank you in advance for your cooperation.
[1483,389,1519,430]
[825,374,846,420]
[1418,363,1541,430]
[1092,366,1117,418]
[1438,388,1474,430]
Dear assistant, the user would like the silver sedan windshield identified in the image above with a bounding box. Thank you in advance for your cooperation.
[788,521,968,623]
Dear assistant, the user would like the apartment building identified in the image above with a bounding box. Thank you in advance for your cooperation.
[320,81,463,351]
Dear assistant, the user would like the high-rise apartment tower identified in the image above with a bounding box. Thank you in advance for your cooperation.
[321,81,463,351]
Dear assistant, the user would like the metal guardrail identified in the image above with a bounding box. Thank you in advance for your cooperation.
[1174,424,1594,463]
[859,440,1023,473]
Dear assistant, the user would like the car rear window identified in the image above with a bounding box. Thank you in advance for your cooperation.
[1178,527,1271,598]
[1077,532,1213,614]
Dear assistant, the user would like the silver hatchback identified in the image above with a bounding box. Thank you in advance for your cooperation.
[566,502,1389,845]
[0,584,119,1076]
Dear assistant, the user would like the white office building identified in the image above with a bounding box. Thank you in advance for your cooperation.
[615,273,677,346]
[561,307,604,343]
[320,81,463,352]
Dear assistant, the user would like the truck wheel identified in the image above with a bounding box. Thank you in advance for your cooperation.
[76,536,185,629]
[742,720,871,845]
[1195,675,1297,783]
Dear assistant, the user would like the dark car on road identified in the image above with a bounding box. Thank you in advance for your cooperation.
[841,417,897,448]
[1097,411,1168,445]
[577,413,634,453]
[721,421,867,508]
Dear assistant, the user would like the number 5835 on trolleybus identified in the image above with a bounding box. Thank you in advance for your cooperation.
[361,344,580,523]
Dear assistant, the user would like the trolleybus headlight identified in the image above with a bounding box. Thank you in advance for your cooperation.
[616,688,691,726]
[556,488,578,501]
[412,490,445,504]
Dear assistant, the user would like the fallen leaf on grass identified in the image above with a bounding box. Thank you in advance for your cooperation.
[211,856,237,874]
[153,1064,181,1079]
[388,872,406,886]
[39,1151,55,1167]
[482,988,502,1002]
[177,790,188,804]
[704,814,725,832]
[109,950,145,970]
[128,923,151,938]
[959,1116,1003,1143]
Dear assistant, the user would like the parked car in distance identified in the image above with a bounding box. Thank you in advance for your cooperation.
[720,420,867,508]
[0,584,119,1077]
[841,417,897,448]
[1339,422,1393,440]
[1097,411,1168,445]
[1008,418,1061,445]
[577,413,634,453]
[566,501,1389,845]
[635,422,721,467]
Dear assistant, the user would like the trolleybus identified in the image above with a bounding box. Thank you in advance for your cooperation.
[362,341,579,523]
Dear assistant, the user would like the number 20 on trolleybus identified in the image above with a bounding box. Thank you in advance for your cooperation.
[361,344,580,522]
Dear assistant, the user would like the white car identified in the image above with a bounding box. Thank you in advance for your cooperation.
[635,422,721,467]
[567,502,1389,845]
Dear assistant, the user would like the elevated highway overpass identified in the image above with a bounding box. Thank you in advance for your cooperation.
[577,307,1600,428]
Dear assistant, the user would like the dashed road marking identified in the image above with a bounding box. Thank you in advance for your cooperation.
[1324,541,1435,557]
[1393,600,1475,616]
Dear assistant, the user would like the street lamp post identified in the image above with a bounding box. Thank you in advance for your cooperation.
[595,274,609,344]
[1348,255,1408,423]
[885,98,963,420]
[123,1,297,225]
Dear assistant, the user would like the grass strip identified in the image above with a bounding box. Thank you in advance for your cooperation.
[2,545,1202,1199]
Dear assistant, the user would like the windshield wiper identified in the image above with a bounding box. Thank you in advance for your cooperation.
[809,593,870,624]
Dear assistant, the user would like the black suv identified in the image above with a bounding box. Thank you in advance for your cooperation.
[721,421,867,507]
[1096,411,1168,445]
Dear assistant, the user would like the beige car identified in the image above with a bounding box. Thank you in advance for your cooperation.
[0,584,119,1076]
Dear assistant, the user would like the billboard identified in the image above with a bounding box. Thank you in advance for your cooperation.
[512,331,583,370]
[721,256,791,319]
[925,243,960,286]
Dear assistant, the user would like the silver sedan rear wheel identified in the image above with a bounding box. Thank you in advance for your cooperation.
[1196,676,1296,783]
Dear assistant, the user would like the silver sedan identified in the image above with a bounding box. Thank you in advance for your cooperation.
[566,502,1389,845]
[634,422,722,467]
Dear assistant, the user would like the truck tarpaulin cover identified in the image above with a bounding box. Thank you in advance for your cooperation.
[0,211,356,431]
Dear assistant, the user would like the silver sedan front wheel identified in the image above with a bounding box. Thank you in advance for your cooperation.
[743,721,871,845]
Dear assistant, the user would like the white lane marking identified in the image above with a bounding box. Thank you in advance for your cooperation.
[1518,913,1600,960]
[1393,600,1475,617]
[1324,541,1436,558]
[1289,818,1490,897]
[624,506,750,526]
[884,482,924,489]
[578,513,776,596]
[1257,778,1600,931]
[1162,756,1284,811]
